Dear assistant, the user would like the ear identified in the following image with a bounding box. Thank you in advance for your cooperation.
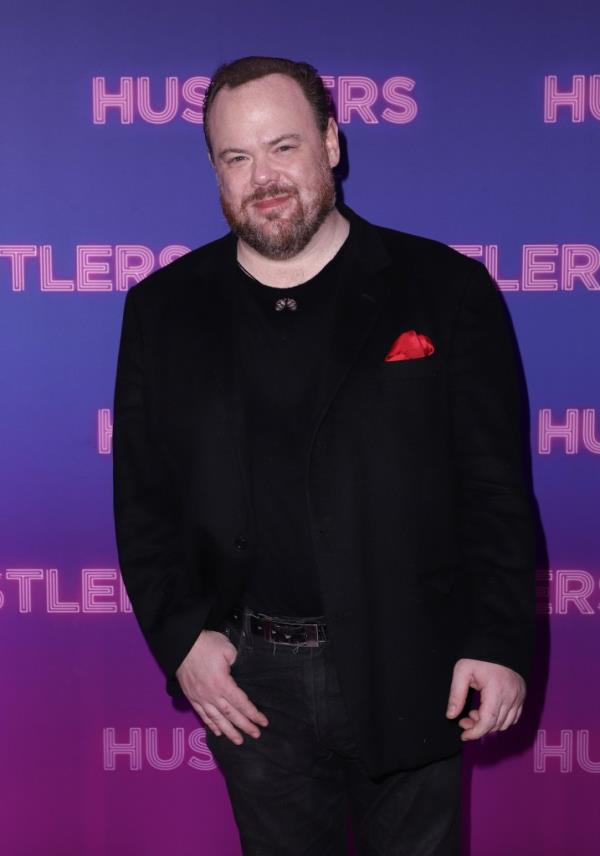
[324,117,340,169]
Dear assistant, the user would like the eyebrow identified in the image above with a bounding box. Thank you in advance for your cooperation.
[218,133,302,160]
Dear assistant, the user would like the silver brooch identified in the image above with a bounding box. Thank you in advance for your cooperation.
[275,297,298,311]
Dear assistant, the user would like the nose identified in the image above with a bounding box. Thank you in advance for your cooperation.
[251,152,280,187]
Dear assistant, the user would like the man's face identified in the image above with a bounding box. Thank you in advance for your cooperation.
[207,73,340,260]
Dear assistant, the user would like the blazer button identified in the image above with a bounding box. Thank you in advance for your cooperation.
[233,535,248,551]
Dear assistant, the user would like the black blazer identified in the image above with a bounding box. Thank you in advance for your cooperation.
[112,201,536,777]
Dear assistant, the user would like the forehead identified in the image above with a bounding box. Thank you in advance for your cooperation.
[209,73,318,144]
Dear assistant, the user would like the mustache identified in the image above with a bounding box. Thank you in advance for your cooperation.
[244,186,298,206]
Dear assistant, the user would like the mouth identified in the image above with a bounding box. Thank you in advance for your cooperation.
[253,195,292,211]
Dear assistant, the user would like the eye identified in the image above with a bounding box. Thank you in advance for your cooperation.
[227,155,247,164]
[277,145,296,153]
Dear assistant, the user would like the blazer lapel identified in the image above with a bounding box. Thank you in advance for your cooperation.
[191,204,400,497]
[305,207,395,448]
[187,240,256,515]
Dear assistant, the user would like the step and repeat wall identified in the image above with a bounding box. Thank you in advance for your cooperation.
[1,2,597,854]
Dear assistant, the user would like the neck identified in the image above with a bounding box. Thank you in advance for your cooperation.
[236,207,350,288]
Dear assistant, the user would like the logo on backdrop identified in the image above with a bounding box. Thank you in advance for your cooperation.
[536,570,600,615]
[534,730,600,773]
[91,75,418,126]
[451,244,600,292]
[0,568,131,613]
[4,566,597,615]
[544,75,600,122]
[0,244,189,292]
[2,243,599,293]
[102,727,216,771]
[538,409,600,454]
[98,409,600,458]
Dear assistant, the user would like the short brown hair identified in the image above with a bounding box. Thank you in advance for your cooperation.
[202,55,332,159]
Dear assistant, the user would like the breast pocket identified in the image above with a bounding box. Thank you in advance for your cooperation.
[380,355,441,381]
[375,356,445,447]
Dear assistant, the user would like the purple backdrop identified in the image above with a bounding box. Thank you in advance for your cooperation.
[1,1,599,854]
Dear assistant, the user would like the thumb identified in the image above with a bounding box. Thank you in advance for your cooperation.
[446,665,470,718]
[224,639,240,667]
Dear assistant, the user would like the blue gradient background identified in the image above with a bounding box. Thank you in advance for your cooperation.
[1,1,598,854]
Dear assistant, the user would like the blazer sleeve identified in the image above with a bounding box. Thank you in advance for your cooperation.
[449,259,537,683]
[112,285,216,696]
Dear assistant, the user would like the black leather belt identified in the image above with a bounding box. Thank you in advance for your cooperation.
[228,607,328,646]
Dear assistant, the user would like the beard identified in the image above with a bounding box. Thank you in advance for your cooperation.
[219,148,336,261]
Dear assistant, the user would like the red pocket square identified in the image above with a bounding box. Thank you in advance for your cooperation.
[384,330,435,361]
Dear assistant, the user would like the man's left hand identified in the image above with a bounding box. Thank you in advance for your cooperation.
[445,658,526,740]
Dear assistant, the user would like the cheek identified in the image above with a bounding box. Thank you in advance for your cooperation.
[295,159,326,190]
[219,175,245,204]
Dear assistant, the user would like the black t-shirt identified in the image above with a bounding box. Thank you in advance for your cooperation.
[230,225,353,617]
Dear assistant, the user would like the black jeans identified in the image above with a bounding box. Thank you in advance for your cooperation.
[205,607,461,856]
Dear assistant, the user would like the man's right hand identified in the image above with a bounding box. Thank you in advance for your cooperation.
[175,629,269,745]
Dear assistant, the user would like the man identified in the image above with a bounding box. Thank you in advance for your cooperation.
[112,56,536,855]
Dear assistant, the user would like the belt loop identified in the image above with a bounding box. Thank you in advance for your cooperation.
[305,624,319,647]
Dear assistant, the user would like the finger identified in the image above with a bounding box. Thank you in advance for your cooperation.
[203,702,245,745]
[460,696,501,740]
[513,704,524,725]
[499,707,518,731]
[496,691,524,730]
[214,696,263,739]
[446,668,470,718]
[458,709,478,725]
[491,703,511,732]
[192,701,222,737]
[458,709,480,730]
[224,676,270,726]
